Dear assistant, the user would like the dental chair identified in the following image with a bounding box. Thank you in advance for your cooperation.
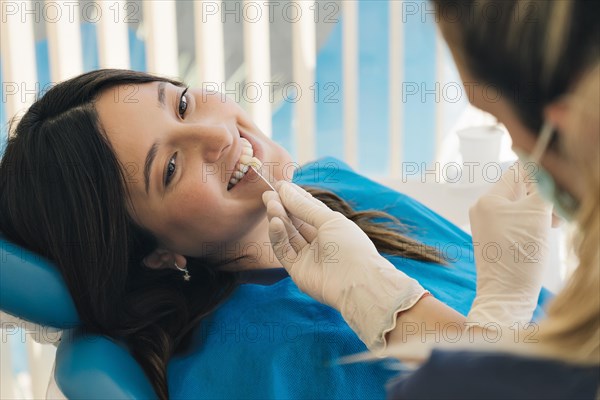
[0,234,157,399]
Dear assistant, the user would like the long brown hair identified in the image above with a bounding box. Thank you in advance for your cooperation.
[0,69,443,398]
[538,63,600,365]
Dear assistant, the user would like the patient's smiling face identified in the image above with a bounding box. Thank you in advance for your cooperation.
[95,82,293,269]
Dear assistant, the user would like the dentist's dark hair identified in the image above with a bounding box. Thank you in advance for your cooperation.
[0,69,444,399]
[432,0,599,139]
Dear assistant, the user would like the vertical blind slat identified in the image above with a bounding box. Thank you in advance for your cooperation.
[242,0,272,137]
[0,333,14,398]
[389,0,404,178]
[26,341,55,399]
[292,0,316,164]
[0,0,38,137]
[194,1,225,84]
[97,0,130,69]
[342,1,358,168]
[45,0,83,82]
[143,0,178,76]
[434,28,445,162]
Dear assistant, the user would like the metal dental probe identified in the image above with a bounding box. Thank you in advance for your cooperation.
[251,165,277,191]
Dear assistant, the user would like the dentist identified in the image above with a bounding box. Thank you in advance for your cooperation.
[263,0,599,398]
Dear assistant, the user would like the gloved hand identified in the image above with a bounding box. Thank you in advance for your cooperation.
[262,182,428,354]
[467,163,553,329]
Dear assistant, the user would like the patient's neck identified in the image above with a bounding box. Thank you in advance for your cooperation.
[219,216,284,271]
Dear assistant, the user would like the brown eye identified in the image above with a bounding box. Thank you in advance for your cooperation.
[178,88,189,118]
[165,153,177,186]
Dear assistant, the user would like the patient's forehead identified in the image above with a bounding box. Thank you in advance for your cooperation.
[96,82,161,152]
[95,83,165,200]
[96,82,162,119]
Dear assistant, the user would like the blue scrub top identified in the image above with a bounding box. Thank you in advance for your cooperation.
[387,349,600,399]
[167,157,553,399]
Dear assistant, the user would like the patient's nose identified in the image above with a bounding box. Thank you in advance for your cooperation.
[187,123,232,164]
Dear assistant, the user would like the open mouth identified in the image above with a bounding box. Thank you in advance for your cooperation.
[227,137,260,191]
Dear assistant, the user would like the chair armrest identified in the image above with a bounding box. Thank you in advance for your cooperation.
[55,330,157,399]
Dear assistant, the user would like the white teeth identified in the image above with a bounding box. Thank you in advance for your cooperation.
[232,170,244,179]
[228,137,257,190]
[248,157,262,169]
[239,154,252,165]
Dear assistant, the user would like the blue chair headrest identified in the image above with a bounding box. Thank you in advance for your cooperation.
[0,233,80,328]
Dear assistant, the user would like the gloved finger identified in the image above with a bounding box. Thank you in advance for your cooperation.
[551,210,564,228]
[268,217,297,270]
[523,171,538,197]
[289,184,329,209]
[266,198,309,250]
[263,190,318,242]
[518,166,555,217]
[262,190,280,208]
[290,214,318,242]
[479,164,552,213]
[277,181,337,228]
[486,163,527,201]
[513,168,553,211]
[280,185,322,241]
[274,181,328,210]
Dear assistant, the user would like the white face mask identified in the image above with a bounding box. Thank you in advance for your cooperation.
[513,122,580,220]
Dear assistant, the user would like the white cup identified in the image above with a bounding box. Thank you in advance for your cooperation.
[456,126,504,185]
[457,126,504,164]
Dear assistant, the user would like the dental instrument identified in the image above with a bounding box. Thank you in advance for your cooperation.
[248,157,277,191]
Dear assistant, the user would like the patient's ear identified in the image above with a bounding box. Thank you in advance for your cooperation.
[142,248,187,271]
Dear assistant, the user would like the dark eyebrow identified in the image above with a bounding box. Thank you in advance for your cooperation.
[157,81,166,108]
[144,141,160,196]
[144,81,168,194]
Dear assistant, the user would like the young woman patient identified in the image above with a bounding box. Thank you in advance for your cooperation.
[0,69,543,399]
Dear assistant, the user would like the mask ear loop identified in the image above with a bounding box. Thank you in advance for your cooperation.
[530,121,555,163]
[529,122,580,218]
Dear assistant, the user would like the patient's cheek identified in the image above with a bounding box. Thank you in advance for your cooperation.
[274,150,295,182]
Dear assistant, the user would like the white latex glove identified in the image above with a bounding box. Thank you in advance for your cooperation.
[262,181,428,354]
[467,163,553,329]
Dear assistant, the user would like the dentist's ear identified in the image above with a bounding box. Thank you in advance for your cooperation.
[142,248,187,271]
[543,97,576,228]
[544,97,571,142]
